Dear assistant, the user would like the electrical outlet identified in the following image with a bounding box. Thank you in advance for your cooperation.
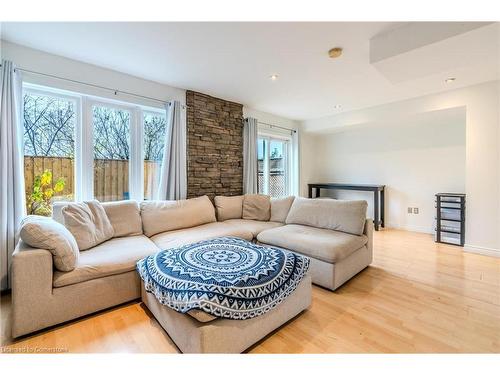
[413,207,419,214]
[408,207,413,214]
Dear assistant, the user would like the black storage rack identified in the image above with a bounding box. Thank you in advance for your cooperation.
[435,193,465,246]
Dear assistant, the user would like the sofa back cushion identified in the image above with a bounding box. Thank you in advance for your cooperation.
[270,196,295,223]
[102,200,143,237]
[214,195,243,221]
[285,197,367,235]
[62,200,115,250]
[19,215,79,271]
[141,195,216,237]
[242,194,271,221]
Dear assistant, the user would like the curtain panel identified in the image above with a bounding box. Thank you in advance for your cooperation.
[243,117,258,194]
[157,100,187,200]
[0,60,25,291]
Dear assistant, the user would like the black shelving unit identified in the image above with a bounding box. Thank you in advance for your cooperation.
[435,193,465,246]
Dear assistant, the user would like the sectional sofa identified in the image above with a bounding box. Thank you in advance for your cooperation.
[11,194,372,338]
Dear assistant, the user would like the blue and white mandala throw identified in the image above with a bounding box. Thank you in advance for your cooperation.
[137,237,310,320]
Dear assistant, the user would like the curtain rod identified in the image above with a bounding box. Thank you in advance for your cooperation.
[254,120,297,134]
[1,63,175,106]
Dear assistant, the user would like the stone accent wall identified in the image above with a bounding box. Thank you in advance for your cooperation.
[186,90,243,199]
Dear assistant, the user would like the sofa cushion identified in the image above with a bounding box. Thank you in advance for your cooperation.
[150,222,253,249]
[53,235,159,287]
[62,200,115,250]
[257,224,368,263]
[141,195,216,237]
[223,219,283,237]
[214,195,243,221]
[242,194,271,221]
[102,200,143,237]
[286,197,367,235]
[270,196,295,223]
[19,215,79,272]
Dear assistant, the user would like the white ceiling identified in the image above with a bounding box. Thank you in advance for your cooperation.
[1,22,498,120]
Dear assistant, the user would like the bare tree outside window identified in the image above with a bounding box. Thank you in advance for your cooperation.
[143,112,166,161]
[93,106,130,160]
[23,93,75,157]
[23,92,76,208]
[143,112,167,199]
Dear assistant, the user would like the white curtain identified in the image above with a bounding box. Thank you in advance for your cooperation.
[157,100,187,200]
[0,60,25,291]
[243,117,258,194]
[291,129,300,196]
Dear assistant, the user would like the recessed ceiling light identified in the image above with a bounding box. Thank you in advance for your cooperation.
[269,74,279,81]
[333,104,342,110]
[445,77,456,83]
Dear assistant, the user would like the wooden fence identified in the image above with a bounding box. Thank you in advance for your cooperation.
[24,156,161,205]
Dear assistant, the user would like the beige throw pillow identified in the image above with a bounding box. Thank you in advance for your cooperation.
[19,215,79,271]
[286,197,367,235]
[270,196,295,223]
[242,194,271,221]
[62,200,115,250]
[214,195,244,221]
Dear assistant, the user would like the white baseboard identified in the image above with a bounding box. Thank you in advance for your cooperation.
[381,223,500,258]
[384,222,433,234]
[464,244,500,258]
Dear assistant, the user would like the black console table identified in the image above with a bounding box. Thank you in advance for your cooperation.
[308,183,385,231]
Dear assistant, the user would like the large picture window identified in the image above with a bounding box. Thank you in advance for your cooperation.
[22,84,168,212]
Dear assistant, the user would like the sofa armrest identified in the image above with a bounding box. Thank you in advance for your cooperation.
[363,219,374,258]
[11,240,54,337]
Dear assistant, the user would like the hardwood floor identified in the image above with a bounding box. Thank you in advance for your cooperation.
[1,229,499,353]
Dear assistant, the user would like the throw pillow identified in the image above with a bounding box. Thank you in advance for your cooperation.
[62,200,115,250]
[242,194,271,221]
[19,215,79,271]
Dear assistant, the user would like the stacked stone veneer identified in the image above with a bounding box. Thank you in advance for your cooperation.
[186,90,243,199]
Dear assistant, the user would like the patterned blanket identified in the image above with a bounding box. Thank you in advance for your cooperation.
[137,237,310,320]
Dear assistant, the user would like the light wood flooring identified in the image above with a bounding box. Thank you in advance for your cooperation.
[1,229,499,353]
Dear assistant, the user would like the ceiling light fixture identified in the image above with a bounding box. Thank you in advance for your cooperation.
[333,105,342,110]
[445,77,456,83]
[269,74,279,81]
[328,47,343,59]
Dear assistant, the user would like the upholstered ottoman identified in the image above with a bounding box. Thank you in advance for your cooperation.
[137,237,311,353]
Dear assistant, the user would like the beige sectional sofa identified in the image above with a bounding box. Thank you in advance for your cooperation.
[11,194,372,338]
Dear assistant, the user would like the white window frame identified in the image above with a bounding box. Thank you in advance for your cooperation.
[23,85,83,200]
[257,130,293,197]
[22,83,167,203]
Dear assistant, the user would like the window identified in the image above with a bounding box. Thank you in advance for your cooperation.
[23,89,78,214]
[258,135,291,197]
[22,84,169,212]
[143,111,167,200]
[92,104,131,202]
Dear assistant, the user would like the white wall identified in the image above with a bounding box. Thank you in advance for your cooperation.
[243,107,300,130]
[0,40,186,108]
[301,81,500,254]
[307,108,466,233]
